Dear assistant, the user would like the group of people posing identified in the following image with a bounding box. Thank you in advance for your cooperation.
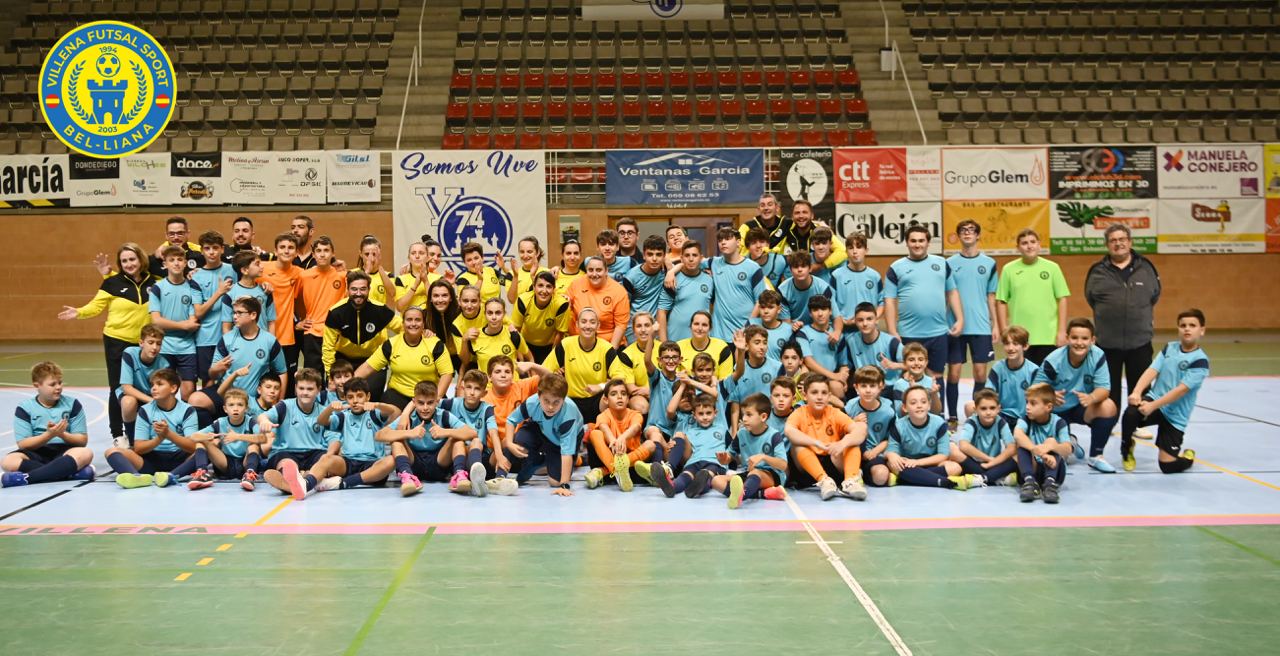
[4,194,1209,507]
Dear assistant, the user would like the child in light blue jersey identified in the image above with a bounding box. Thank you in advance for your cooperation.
[439,370,500,495]
[658,241,712,343]
[795,295,848,401]
[620,236,669,342]
[222,249,276,335]
[778,251,838,327]
[503,373,585,495]
[945,220,999,424]
[707,226,767,342]
[1033,318,1119,473]
[256,368,333,493]
[969,326,1039,429]
[729,325,783,435]
[191,231,236,386]
[750,290,795,362]
[117,325,171,445]
[844,366,896,487]
[891,343,940,413]
[1014,383,1073,503]
[768,376,798,434]
[105,368,200,489]
[744,228,789,289]
[880,386,982,490]
[178,388,267,490]
[832,233,884,325]
[652,394,730,499]
[639,341,685,484]
[712,393,790,508]
[150,245,219,399]
[2,361,94,488]
[950,389,1018,486]
[808,227,838,285]
[843,302,904,392]
[1120,309,1207,474]
[380,380,490,497]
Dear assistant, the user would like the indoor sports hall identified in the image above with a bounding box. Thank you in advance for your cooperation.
[2,1,1279,655]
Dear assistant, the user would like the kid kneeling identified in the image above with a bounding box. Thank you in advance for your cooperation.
[1118,309,1207,474]
[503,373,584,496]
[1013,383,1073,504]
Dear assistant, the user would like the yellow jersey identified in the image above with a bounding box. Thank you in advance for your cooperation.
[542,336,631,399]
[620,341,659,388]
[466,326,531,375]
[512,291,571,347]
[393,270,440,310]
[678,337,736,380]
[555,268,584,298]
[509,265,551,299]
[455,266,507,303]
[77,272,158,342]
[363,333,454,397]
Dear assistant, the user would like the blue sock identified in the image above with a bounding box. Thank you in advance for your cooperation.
[452,454,465,473]
[649,443,665,463]
[466,447,482,469]
[124,420,136,441]
[107,452,138,475]
[945,380,959,418]
[672,472,693,494]
[341,472,364,489]
[304,474,317,491]
[194,448,209,470]
[27,455,78,484]
[394,455,411,474]
[743,474,762,499]
[170,455,199,479]
[972,380,986,395]
[244,451,261,473]
[668,438,689,470]
[1090,414,1119,457]
[18,459,38,473]
[194,407,214,429]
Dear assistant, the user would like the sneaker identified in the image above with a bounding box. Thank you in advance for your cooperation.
[470,462,488,497]
[632,460,654,485]
[279,460,307,500]
[153,472,173,488]
[947,417,959,432]
[111,435,130,450]
[1087,456,1116,474]
[652,463,675,498]
[727,475,745,509]
[1019,479,1040,503]
[684,469,713,498]
[72,465,96,482]
[315,476,342,492]
[1000,472,1019,487]
[948,474,985,491]
[1122,452,1136,472]
[661,462,674,481]
[840,476,868,501]
[484,476,519,496]
[1181,449,1196,462]
[1134,427,1154,441]
[1,471,29,487]
[240,469,258,491]
[186,468,215,491]
[763,486,787,501]
[817,476,838,501]
[887,472,898,487]
[1041,477,1060,504]
[613,454,633,492]
[1069,437,1085,462]
[398,471,423,497]
[584,467,606,489]
[448,470,472,495]
[115,473,153,489]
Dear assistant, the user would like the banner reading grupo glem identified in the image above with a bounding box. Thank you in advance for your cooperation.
[392,150,548,273]
[778,148,834,224]
[942,147,1048,201]
[605,148,763,207]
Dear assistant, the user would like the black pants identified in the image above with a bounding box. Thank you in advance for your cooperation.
[300,334,324,374]
[104,335,132,437]
[1025,345,1056,365]
[336,353,386,402]
[282,343,301,398]
[1102,343,1153,412]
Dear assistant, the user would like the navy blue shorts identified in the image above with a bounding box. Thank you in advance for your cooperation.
[219,457,247,479]
[164,352,198,382]
[140,449,190,474]
[265,449,326,471]
[861,453,889,479]
[411,449,451,482]
[343,457,383,477]
[947,334,994,365]
[17,443,74,466]
[1057,405,1089,426]
[901,334,948,375]
[195,345,217,384]
[681,461,727,477]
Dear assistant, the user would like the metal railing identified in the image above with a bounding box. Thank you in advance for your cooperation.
[396,0,429,150]
[890,40,929,145]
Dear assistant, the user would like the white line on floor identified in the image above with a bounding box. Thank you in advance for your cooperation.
[783,493,912,656]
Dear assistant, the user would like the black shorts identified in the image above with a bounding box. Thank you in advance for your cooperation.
[1125,406,1186,456]
[219,457,247,479]
[410,449,451,482]
[681,461,726,477]
[196,345,217,384]
[265,449,326,471]
[17,443,74,466]
[343,457,383,477]
[790,454,850,489]
[164,352,198,382]
[901,334,948,375]
[947,334,995,365]
[140,449,190,474]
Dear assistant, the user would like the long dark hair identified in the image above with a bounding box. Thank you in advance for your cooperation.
[424,279,460,342]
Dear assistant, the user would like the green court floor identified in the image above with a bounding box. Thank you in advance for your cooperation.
[2,526,1277,655]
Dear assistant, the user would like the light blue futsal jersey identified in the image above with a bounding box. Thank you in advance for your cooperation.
[117,347,171,399]
[958,416,1013,457]
[149,277,203,354]
[708,256,766,342]
[621,265,666,341]
[768,408,796,435]
[262,399,330,452]
[1146,341,1210,431]
[831,265,884,317]
[683,421,730,466]
[946,253,998,336]
[1035,345,1110,413]
[647,370,680,434]
[659,270,713,342]
[794,324,841,373]
[136,399,199,453]
[842,331,904,386]
[891,374,936,405]
[730,357,782,406]
[222,282,276,332]
[811,259,833,286]
[14,395,86,446]
[191,263,236,347]
[204,415,255,459]
[844,397,897,450]
[752,252,789,289]
[606,256,633,280]
[987,358,1040,420]
[884,254,956,338]
[732,426,789,484]
[439,398,499,442]
[887,413,950,459]
[777,276,835,325]
[1016,415,1071,460]
[749,318,794,362]
[507,395,585,455]
[214,327,286,395]
[325,408,391,461]
[406,407,461,452]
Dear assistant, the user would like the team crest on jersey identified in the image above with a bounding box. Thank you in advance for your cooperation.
[180,295,191,305]
[544,318,553,327]
[39,21,174,158]
[592,362,601,371]
[762,373,773,383]
[1021,381,1029,389]
[978,265,987,274]
[502,345,512,354]
[1040,271,1050,279]
[873,422,884,433]
[700,284,709,293]
[420,355,431,365]
[865,280,874,289]
[825,426,834,436]
[255,349,265,359]
[931,263,941,271]
[416,185,513,274]
[332,280,342,289]
[926,436,938,449]
[603,296,612,306]
[365,322,375,333]
[737,272,746,281]
[1178,361,1189,370]
[1084,375,1094,386]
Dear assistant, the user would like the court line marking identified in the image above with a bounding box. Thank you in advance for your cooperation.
[172,498,292,583]
[1137,442,1280,492]
[1194,404,1280,429]
[173,572,191,582]
[783,493,912,656]
[1196,526,1280,568]
[0,479,93,522]
[342,527,436,656]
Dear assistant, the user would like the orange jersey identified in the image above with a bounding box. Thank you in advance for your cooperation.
[258,262,303,345]
[298,266,347,337]
[786,404,855,446]
[484,376,540,430]
[594,407,644,450]
[567,276,631,340]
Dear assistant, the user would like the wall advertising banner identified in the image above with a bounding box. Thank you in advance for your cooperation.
[906,147,942,201]
[167,151,221,205]
[273,152,326,204]
[0,154,70,207]
[834,202,942,256]
[1265,144,1280,199]
[119,152,169,205]
[1156,145,1262,199]
[392,150,548,272]
[67,153,122,207]
[325,150,381,203]
[1156,198,1265,254]
[1049,146,1157,199]
[222,152,277,205]
[1268,199,1280,253]
[941,147,1048,200]
[1049,199,1157,255]
[833,147,941,202]
[941,200,1050,255]
[778,148,834,223]
[605,148,763,206]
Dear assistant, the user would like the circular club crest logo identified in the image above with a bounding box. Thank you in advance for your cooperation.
[40,21,175,158]
[592,362,602,372]
[180,295,191,305]
[420,355,431,365]
[643,0,684,18]
[1039,271,1050,280]
[255,349,265,359]
[978,265,987,274]
[434,195,513,273]
[931,263,941,271]
[865,280,874,289]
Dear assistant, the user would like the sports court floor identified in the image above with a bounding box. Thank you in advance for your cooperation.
[1,333,1278,655]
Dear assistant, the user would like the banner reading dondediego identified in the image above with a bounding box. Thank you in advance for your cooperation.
[1049,146,1157,199]
[1049,199,1157,255]
[0,155,70,207]
[605,148,763,206]
[392,150,548,273]
[778,148,833,223]
[68,153,122,207]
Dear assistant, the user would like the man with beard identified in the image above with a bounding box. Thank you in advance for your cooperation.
[222,216,276,263]
[738,193,792,255]
[785,200,847,269]
[290,215,317,269]
[322,271,402,399]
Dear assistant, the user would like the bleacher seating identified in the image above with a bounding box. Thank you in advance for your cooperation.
[909,0,1280,144]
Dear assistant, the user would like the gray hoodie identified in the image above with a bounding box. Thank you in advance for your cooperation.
[1084,252,1161,351]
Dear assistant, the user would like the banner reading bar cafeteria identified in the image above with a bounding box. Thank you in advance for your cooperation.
[605,148,764,207]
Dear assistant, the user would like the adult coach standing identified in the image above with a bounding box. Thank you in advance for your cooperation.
[1085,224,1161,424]
[996,229,1069,364]
[884,225,964,387]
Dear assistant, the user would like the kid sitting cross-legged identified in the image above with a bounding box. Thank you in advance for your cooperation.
[584,378,651,491]
[651,394,730,499]
[176,388,267,491]
[2,361,95,487]
[785,373,868,501]
[949,389,1019,487]
[378,381,484,497]
[711,393,790,509]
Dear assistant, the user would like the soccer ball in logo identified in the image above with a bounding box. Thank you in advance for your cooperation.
[95,52,121,78]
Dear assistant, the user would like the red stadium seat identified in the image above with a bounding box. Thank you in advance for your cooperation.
[597,101,618,123]
[493,133,517,149]
[546,165,568,185]
[698,132,723,148]
[523,73,545,95]
[596,72,617,95]
[547,101,568,126]
[646,100,668,121]
[596,132,620,149]
[695,99,718,122]
[571,101,593,124]
[789,71,812,94]
[795,99,817,124]
[721,99,743,125]
[442,133,465,149]
[671,100,692,124]
[499,74,521,96]
[749,131,773,147]
[622,101,643,126]
[776,131,800,147]
[474,73,496,94]
[674,132,696,148]
[547,73,568,96]
[813,69,835,94]
[716,71,739,94]
[445,102,468,128]
[496,102,518,127]
[741,71,763,94]
[826,131,851,147]
[819,98,842,122]
[837,70,861,93]
[765,71,788,93]
[745,100,767,124]
[520,101,544,126]
[693,71,714,94]
[845,98,869,120]
[725,132,750,148]
[571,132,595,149]
[646,132,671,148]
[801,131,825,147]
[643,72,665,93]
[572,72,593,94]
[471,103,494,126]
[544,132,569,149]
[623,133,646,148]
[449,73,471,97]
[517,132,543,149]
[466,133,491,149]
[668,71,690,94]
[621,72,642,95]
[769,99,793,122]
[854,129,877,146]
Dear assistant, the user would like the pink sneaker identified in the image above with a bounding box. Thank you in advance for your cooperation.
[763,486,787,501]
[448,469,471,495]
[398,471,423,497]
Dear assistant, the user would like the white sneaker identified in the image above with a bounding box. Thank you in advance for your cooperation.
[840,477,868,501]
[315,476,342,492]
[485,477,519,496]
[1134,427,1154,441]
[817,476,838,501]
[112,435,130,449]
